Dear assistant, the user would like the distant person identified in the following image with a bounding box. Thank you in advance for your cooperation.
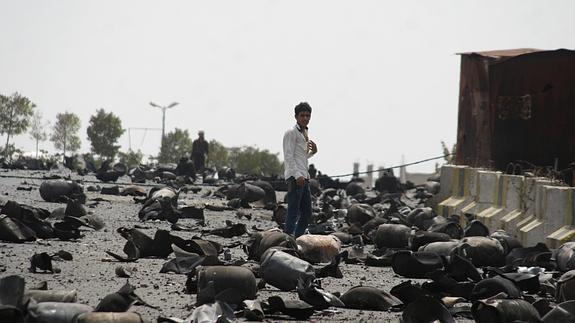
[283,102,318,237]
[191,130,209,172]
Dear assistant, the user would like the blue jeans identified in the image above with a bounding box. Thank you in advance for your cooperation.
[284,180,312,237]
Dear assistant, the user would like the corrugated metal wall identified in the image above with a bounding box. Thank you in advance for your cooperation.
[455,49,575,172]
[455,54,492,167]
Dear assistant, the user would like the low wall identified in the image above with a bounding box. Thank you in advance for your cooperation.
[436,165,571,247]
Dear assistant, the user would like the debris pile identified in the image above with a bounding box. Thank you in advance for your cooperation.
[1,166,575,322]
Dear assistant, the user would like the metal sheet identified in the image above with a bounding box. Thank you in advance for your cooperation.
[455,49,575,172]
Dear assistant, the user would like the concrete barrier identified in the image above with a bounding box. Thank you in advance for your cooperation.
[459,170,501,221]
[516,183,551,246]
[547,225,575,248]
[436,165,476,219]
[437,164,575,247]
[501,178,555,237]
[476,174,523,232]
[544,186,575,248]
[517,185,573,247]
[436,165,575,248]
[437,165,465,202]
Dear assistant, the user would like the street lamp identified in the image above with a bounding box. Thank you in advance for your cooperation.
[149,101,179,150]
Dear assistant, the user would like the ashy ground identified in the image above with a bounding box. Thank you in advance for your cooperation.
[0,169,474,322]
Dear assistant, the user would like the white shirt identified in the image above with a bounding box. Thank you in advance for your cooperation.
[283,124,315,179]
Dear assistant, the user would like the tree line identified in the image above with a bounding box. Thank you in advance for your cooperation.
[0,92,283,176]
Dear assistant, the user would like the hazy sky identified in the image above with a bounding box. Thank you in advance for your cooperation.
[1,1,574,175]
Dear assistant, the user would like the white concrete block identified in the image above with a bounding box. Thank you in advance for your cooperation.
[437,166,477,219]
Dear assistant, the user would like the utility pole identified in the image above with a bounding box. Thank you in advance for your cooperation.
[149,101,179,151]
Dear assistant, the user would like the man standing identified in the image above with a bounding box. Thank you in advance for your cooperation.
[191,130,209,172]
[283,102,318,237]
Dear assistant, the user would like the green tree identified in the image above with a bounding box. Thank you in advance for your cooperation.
[29,110,49,158]
[51,112,81,158]
[208,139,229,168]
[0,92,36,159]
[118,149,144,167]
[158,128,193,163]
[86,109,125,160]
[0,144,22,160]
[229,146,283,176]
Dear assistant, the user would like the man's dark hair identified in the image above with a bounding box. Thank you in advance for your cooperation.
[294,102,312,115]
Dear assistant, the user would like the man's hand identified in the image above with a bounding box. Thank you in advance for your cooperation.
[308,140,317,154]
[296,176,306,187]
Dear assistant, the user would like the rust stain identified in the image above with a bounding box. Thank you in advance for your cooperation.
[455,48,575,172]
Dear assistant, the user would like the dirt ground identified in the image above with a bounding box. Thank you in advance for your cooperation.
[0,169,474,322]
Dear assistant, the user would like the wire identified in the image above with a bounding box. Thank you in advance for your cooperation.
[328,153,453,178]
[0,153,454,183]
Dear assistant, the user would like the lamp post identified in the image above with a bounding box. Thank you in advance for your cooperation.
[149,101,179,151]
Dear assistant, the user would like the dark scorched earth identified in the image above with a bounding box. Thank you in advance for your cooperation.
[1,166,574,323]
